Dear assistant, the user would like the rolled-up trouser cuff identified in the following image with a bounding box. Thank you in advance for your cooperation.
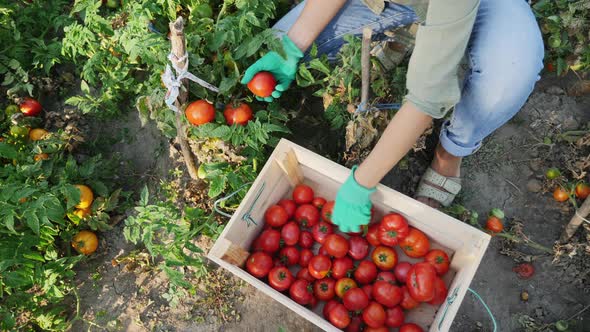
[439,120,482,157]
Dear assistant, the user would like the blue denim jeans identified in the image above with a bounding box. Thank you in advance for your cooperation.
[274,0,544,157]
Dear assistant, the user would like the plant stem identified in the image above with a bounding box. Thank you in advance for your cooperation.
[495,232,553,254]
[215,1,229,28]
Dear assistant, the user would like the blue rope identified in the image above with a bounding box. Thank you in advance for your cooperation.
[356,101,402,112]
[468,287,498,332]
[213,182,253,218]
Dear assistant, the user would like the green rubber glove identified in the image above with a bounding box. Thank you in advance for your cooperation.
[240,35,304,102]
[332,166,376,233]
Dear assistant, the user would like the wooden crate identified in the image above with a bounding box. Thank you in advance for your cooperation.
[208,139,490,331]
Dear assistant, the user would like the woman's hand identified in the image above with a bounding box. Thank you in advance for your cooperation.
[332,166,376,233]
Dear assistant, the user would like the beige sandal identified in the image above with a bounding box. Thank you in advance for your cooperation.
[415,167,462,207]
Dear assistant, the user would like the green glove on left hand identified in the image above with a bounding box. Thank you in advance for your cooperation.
[240,35,304,102]
[332,166,376,233]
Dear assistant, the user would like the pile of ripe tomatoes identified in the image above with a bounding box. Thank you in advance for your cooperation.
[245,184,450,332]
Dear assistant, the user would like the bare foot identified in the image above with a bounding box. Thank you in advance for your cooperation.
[416,143,462,208]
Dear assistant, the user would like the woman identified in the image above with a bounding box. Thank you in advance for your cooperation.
[241,0,544,232]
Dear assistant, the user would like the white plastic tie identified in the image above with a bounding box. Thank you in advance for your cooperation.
[162,52,219,113]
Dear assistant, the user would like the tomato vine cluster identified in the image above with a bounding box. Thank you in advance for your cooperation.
[245,184,452,331]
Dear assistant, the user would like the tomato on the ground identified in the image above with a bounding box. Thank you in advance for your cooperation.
[313,278,336,301]
[385,306,405,328]
[312,221,334,244]
[348,236,370,260]
[308,255,332,279]
[331,256,354,279]
[298,231,314,248]
[327,303,351,329]
[324,234,350,258]
[246,252,273,278]
[372,280,402,308]
[268,267,294,291]
[394,262,412,283]
[362,301,386,328]
[513,263,535,279]
[406,262,436,302]
[278,199,297,218]
[399,227,430,258]
[428,277,448,305]
[371,246,398,271]
[281,221,300,246]
[289,279,313,305]
[321,200,335,223]
[293,184,314,204]
[343,287,370,311]
[185,100,215,126]
[424,249,450,275]
[278,246,300,266]
[485,216,504,234]
[366,223,381,247]
[312,197,326,209]
[265,205,288,228]
[247,71,276,97]
[378,213,410,246]
[223,102,253,125]
[299,248,314,267]
[335,277,358,298]
[295,204,320,227]
[354,260,378,285]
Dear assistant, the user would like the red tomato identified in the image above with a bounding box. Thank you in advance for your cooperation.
[354,261,378,285]
[553,186,569,202]
[362,284,373,300]
[312,197,327,209]
[281,221,300,246]
[343,287,370,311]
[513,263,535,279]
[335,277,358,298]
[278,246,300,266]
[424,249,450,275]
[264,205,288,228]
[185,100,215,125]
[331,256,354,279]
[321,201,335,224]
[485,216,504,235]
[20,98,42,117]
[428,277,448,305]
[385,306,405,328]
[312,221,334,244]
[406,262,436,302]
[298,231,314,248]
[576,182,590,199]
[295,204,320,228]
[296,267,315,282]
[378,213,410,246]
[372,280,402,308]
[348,236,369,260]
[258,229,281,254]
[309,255,332,279]
[223,102,252,125]
[246,252,273,278]
[394,262,412,283]
[364,327,389,332]
[251,235,263,252]
[400,323,424,332]
[268,267,294,291]
[318,245,329,256]
[299,248,314,267]
[323,299,340,319]
[324,234,350,258]
[293,184,314,204]
[328,303,351,329]
[400,227,430,258]
[371,246,398,271]
[400,286,419,310]
[366,224,381,247]
[289,279,313,305]
[313,278,336,301]
[362,301,386,328]
[247,71,276,97]
[345,316,363,332]
[278,199,296,218]
[375,272,394,284]
[308,295,318,309]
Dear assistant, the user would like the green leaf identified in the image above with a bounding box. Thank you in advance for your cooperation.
[140,185,149,206]
[218,75,238,94]
[63,185,80,210]
[0,143,17,159]
[23,210,40,234]
[308,58,331,75]
[3,213,16,234]
[208,176,227,198]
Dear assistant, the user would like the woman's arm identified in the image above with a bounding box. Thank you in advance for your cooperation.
[287,0,347,52]
[354,101,432,188]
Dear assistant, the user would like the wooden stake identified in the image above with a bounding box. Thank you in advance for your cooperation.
[169,17,199,180]
[360,28,372,111]
[560,196,590,242]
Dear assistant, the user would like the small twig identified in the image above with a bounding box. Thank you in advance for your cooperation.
[504,178,522,194]
[566,304,590,321]
[559,196,590,243]
[495,232,553,254]
[360,27,372,111]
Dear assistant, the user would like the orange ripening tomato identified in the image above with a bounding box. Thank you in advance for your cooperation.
[29,128,49,141]
[185,100,216,126]
[34,153,49,162]
[247,71,276,97]
[75,184,94,209]
[224,102,253,126]
[553,187,569,202]
[485,216,504,234]
[71,230,98,255]
[575,183,590,199]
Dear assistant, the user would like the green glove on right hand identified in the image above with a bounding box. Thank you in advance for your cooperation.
[240,35,304,102]
[332,166,376,233]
